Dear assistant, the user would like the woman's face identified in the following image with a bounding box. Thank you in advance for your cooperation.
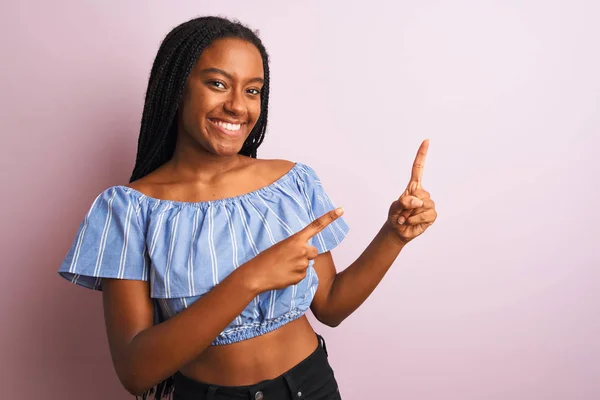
[177,37,264,157]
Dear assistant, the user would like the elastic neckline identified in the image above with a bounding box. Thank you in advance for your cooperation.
[114,162,300,207]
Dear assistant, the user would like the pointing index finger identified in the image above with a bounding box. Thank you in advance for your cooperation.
[409,139,429,189]
[298,208,344,241]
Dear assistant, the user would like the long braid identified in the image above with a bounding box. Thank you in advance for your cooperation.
[241,63,269,157]
[130,16,271,400]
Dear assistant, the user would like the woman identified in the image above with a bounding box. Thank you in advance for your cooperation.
[58,16,437,400]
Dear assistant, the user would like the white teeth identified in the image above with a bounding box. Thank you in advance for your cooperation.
[214,120,241,131]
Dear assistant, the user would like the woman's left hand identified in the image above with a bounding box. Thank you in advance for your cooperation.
[386,139,437,245]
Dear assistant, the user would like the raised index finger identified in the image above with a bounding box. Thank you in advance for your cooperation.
[297,208,344,241]
[409,139,429,188]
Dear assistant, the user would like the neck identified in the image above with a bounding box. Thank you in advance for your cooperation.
[168,134,246,182]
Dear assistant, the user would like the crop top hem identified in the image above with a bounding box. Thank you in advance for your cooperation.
[212,309,305,345]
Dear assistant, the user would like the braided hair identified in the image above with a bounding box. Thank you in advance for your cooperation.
[131,16,270,400]
[129,15,270,183]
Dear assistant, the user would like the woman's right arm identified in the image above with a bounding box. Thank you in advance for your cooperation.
[102,208,342,396]
[102,265,259,396]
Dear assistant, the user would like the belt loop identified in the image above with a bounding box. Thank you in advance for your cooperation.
[284,374,302,399]
[207,385,217,400]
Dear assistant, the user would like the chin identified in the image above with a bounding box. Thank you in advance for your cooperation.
[210,143,245,157]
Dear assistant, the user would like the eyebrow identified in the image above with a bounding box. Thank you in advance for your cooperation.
[199,68,264,84]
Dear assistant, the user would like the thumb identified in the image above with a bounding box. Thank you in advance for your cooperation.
[390,196,423,214]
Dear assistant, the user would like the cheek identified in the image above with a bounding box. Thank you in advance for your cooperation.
[182,92,211,126]
[180,101,200,132]
[249,100,262,123]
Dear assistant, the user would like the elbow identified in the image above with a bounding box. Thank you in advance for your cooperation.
[116,360,153,397]
[121,374,152,397]
[325,318,343,328]
[120,373,145,397]
[315,313,344,328]
[124,385,143,398]
[312,305,346,328]
[113,341,157,396]
[120,362,175,397]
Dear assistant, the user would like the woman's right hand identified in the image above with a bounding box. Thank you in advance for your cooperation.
[243,207,345,293]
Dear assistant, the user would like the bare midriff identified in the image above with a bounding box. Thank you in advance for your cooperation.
[178,315,319,386]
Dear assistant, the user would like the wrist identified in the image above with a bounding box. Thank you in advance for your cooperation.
[381,221,409,249]
[234,261,264,297]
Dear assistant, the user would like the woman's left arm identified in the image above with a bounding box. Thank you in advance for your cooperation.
[310,140,437,327]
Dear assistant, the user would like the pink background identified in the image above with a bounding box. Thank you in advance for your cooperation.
[2,1,599,399]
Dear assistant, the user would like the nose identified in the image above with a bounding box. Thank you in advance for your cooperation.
[223,88,246,116]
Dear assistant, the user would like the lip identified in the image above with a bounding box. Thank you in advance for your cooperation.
[208,118,245,137]
[209,117,245,125]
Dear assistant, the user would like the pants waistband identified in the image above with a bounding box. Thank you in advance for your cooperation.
[173,333,330,400]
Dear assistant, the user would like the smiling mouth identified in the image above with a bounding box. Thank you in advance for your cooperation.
[208,118,245,136]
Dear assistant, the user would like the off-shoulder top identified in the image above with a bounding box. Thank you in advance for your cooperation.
[57,162,349,345]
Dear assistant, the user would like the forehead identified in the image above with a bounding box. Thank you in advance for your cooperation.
[195,37,264,78]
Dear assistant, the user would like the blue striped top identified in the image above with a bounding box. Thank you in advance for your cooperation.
[58,162,349,345]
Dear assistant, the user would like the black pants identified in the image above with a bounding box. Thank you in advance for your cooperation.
[173,334,342,400]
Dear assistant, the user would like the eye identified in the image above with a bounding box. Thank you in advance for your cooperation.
[207,80,226,89]
[247,88,261,96]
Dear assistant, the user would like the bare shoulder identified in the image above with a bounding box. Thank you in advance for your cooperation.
[237,158,296,191]
[124,179,148,192]
[259,158,296,170]
[254,158,297,181]
[124,176,155,194]
[122,164,170,197]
